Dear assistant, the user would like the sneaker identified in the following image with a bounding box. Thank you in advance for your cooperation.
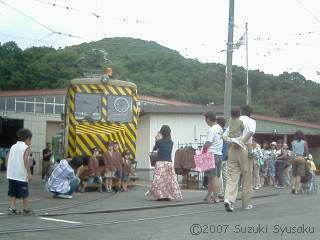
[55,194,72,199]
[253,187,260,190]
[275,185,285,189]
[243,204,253,210]
[22,209,34,216]
[106,189,112,193]
[8,208,18,215]
[224,199,234,212]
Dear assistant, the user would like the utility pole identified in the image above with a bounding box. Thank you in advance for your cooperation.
[224,0,235,122]
[245,22,251,105]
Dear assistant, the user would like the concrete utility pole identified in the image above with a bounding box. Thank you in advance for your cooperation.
[224,0,235,122]
[245,22,251,105]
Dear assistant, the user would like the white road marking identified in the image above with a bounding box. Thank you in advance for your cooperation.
[39,217,82,224]
[0,213,5,215]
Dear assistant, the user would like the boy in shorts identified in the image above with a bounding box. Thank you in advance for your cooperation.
[6,128,33,215]
[103,142,115,193]
[81,147,103,193]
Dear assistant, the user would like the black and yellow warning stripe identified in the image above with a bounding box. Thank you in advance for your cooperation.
[76,124,127,153]
[66,82,139,159]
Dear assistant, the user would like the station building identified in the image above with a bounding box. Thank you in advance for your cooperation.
[1,88,320,180]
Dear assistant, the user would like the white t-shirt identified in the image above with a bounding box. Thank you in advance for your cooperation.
[239,115,256,144]
[7,141,29,182]
[206,124,223,155]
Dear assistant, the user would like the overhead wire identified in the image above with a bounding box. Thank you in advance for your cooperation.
[0,0,88,45]
[296,0,320,25]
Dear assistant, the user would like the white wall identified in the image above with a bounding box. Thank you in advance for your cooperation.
[136,115,151,169]
[150,114,210,155]
[136,113,211,169]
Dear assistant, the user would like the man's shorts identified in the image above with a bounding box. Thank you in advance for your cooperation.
[87,176,103,184]
[204,155,222,177]
[8,179,29,199]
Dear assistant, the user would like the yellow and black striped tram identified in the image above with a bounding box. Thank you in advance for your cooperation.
[63,77,139,161]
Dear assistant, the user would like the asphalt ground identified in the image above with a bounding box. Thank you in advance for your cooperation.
[0,172,319,240]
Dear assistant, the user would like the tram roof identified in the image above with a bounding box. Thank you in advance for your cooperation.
[70,78,137,89]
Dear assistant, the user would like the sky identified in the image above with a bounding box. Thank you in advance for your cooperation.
[0,0,320,82]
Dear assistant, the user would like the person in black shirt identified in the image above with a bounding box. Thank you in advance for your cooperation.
[42,142,52,182]
[145,125,182,201]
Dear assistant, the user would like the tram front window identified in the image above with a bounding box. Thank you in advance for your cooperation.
[75,93,101,121]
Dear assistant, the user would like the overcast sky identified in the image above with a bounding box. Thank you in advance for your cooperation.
[1,0,320,82]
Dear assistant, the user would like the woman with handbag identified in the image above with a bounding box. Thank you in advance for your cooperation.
[145,125,182,201]
[291,130,309,195]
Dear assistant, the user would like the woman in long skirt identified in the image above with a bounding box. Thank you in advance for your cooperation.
[146,125,182,201]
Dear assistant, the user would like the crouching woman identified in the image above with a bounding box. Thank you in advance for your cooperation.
[46,156,83,199]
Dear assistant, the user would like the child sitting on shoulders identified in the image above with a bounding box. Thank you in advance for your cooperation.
[221,108,246,149]
[122,151,132,192]
[81,147,103,193]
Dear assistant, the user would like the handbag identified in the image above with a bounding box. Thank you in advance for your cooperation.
[149,151,157,167]
[193,151,215,172]
[292,156,305,164]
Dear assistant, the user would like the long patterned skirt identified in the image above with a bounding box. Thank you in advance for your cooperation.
[145,161,183,200]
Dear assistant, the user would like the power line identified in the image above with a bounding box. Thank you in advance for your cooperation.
[296,0,320,25]
[33,0,78,11]
[30,32,55,46]
[0,0,87,42]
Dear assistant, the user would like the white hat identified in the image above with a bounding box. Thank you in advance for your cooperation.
[270,142,277,146]
[308,154,313,160]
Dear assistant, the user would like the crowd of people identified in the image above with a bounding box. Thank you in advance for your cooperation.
[4,105,317,215]
[146,105,317,212]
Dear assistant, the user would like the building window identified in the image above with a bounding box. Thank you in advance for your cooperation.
[55,96,64,104]
[26,103,34,113]
[0,95,64,115]
[45,104,54,114]
[36,97,44,103]
[46,96,54,103]
[75,93,101,120]
[6,98,15,111]
[54,105,64,114]
[16,102,25,112]
[0,98,5,110]
[35,103,44,113]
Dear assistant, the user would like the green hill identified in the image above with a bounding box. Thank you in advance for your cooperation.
[1,38,320,123]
